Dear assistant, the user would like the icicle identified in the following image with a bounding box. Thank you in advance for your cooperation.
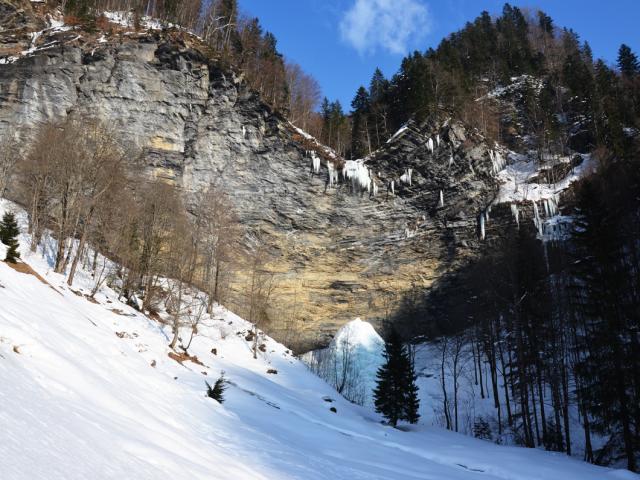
[510,203,520,227]
[544,195,559,217]
[448,155,454,167]
[390,181,395,196]
[400,168,413,186]
[372,181,379,196]
[438,190,444,207]
[342,159,372,191]
[311,152,321,174]
[479,212,486,240]
[532,201,543,236]
[436,134,441,147]
[327,162,339,188]
[242,125,247,139]
[489,149,506,174]
[427,138,434,153]
[496,151,505,172]
[328,162,334,188]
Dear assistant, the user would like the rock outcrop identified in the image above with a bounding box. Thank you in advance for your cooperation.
[0,7,509,349]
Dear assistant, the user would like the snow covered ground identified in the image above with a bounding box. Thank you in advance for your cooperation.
[305,319,639,476]
[0,199,636,480]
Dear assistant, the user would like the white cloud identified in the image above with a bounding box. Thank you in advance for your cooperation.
[339,0,431,55]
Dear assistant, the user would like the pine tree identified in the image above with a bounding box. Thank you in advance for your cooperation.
[617,44,639,78]
[350,86,371,158]
[373,329,420,427]
[570,161,640,471]
[0,211,20,263]
[368,68,390,148]
[206,374,227,403]
[319,100,350,156]
[537,11,554,35]
[404,366,420,424]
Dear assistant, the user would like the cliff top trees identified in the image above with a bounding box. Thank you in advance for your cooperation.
[373,328,420,427]
[320,99,351,157]
[285,61,322,132]
[350,86,371,159]
[62,1,203,29]
[617,44,639,78]
[57,0,317,127]
[368,68,390,150]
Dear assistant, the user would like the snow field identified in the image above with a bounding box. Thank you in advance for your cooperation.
[0,198,636,479]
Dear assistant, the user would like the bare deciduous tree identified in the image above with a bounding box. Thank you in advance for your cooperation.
[244,234,277,359]
[0,133,18,199]
[192,185,241,312]
[67,120,128,286]
[137,181,185,312]
[285,61,321,131]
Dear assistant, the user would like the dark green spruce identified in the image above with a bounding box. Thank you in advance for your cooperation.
[0,211,20,263]
[373,329,420,427]
[206,374,227,404]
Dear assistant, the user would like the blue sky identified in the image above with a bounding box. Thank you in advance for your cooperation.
[239,0,639,111]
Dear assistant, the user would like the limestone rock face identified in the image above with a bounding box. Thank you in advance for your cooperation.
[0,0,41,31]
[0,22,502,350]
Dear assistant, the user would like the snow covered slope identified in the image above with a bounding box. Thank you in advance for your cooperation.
[0,200,636,479]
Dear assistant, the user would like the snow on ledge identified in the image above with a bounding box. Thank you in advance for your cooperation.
[387,124,409,144]
[493,152,596,205]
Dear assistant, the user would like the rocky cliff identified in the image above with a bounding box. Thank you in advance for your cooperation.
[0,5,550,349]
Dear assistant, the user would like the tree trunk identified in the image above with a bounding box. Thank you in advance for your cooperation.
[530,374,541,446]
[68,207,94,286]
[477,340,485,399]
[441,341,451,430]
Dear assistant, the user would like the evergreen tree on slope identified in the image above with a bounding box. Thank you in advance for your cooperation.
[0,211,20,263]
[374,328,420,426]
[206,374,227,403]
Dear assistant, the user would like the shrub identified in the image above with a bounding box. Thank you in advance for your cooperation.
[206,374,227,403]
[473,417,492,441]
